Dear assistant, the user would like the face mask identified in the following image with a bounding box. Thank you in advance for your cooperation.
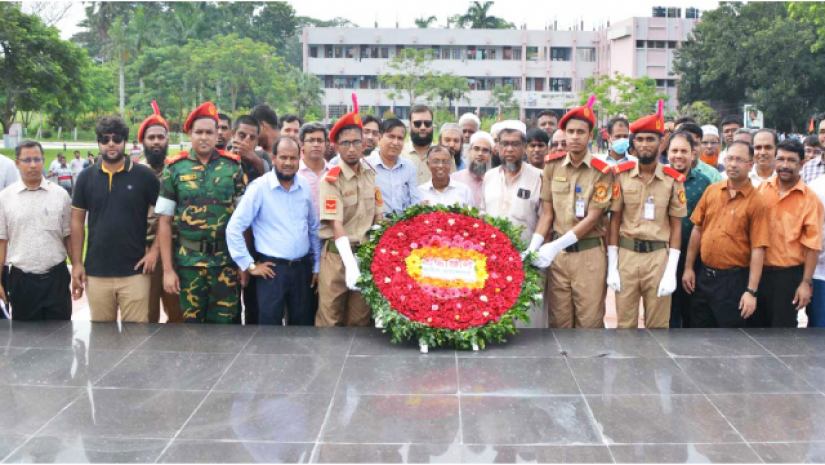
[612,138,630,155]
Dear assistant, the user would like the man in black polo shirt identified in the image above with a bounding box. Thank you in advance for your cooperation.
[71,115,160,322]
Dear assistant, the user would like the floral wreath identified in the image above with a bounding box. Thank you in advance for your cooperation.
[357,204,541,350]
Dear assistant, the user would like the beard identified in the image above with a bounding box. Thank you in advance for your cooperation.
[470,161,489,177]
[638,153,657,165]
[100,149,126,163]
[448,146,463,167]
[275,168,296,182]
[143,144,168,166]
[216,138,227,150]
[411,131,433,147]
[504,159,522,172]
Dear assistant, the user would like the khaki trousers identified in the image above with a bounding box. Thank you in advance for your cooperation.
[87,274,151,323]
[546,244,607,328]
[148,265,182,323]
[615,247,671,329]
[316,244,370,327]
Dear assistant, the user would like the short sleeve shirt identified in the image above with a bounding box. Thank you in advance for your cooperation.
[318,159,382,246]
[480,164,543,243]
[758,176,824,267]
[610,163,687,242]
[158,150,247,267]
[540,152,614,238]
[680,168,713,250]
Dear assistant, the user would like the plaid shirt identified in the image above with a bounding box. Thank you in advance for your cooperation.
[803,157,825,184]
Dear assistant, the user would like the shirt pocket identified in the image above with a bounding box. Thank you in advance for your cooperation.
[39,201,64,232]
[623,190,642,205]
[781,212,801,242]
[724,207,748,237]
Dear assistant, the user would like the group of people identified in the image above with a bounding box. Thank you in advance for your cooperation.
[1,93,824,332]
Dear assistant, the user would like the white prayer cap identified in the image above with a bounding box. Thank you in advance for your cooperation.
[440,123,461,134]
[701,125,720,138]
[499,119,527,136]
[469,131,494,148]
[490,122,504,137]
[458,113,481,127]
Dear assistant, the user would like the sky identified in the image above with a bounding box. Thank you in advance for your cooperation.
[48,0,721,41]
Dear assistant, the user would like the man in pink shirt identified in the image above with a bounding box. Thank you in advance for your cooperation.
[297,122,331,211]
[451,131,493,207]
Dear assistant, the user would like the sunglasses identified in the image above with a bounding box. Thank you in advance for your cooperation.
[412,120,433,129]
[97,134,125,144]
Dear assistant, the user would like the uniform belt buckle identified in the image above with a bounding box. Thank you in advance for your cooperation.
[634,240,647,253]
[201,242,218,254]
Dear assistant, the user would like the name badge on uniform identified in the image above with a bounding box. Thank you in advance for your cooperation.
[179,174,197,182]
[643,196,655,221]
[517,188,531,199]
[575,197,586,218]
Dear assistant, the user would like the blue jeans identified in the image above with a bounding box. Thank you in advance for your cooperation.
[808,279,825,327]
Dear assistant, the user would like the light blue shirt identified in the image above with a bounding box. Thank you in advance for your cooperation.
[599,153,638,166]
[365,152,422,217]
[227,172,321,273]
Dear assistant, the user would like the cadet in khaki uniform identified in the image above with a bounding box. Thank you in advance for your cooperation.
[607,101,687,328]
[155,102,247,324]
[530,95,615,328]
[316,95,383,327]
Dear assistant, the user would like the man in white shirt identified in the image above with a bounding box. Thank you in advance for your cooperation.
[452,131,492,208]
[420,145,473,208]
[750,129,777,187]
[297,122,331,211]
[0,153,19,190]
[69,150,85,182]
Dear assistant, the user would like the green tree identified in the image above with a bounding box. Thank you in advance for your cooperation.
[677,101,718,126]
[379,49,439,105]
[415,15,438,28]
[71,1,140,58]
[790,2,825,51]
[0,4,89,136]
[290,71,325,120]
[577,73,667,121]
[430,74,470,113]
[126,6,155,96]
[455,1,514,29]
[249,3,299,51]
[488,84,520,120]
[103,16,129,118]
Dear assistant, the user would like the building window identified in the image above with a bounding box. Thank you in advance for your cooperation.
[549,78,572,92]
[686,7,700,19]
[344,47,356,58]
[577,48,596,62]
[656,79,666,87]
[653,6,666,17]
[503,47,513,60]
[636,40,645,48]
[667,7,681,18]
[396,45,405,56]
[648,41,666,49]
[668,41,677,49]
[527,46,539,61]
[334,46,343,58]
[512,48,522,60]
[467,46,477,60]
[441,48,450,60]
[381,47,389,59]
[550,47,572,61]
[324,76,333,88]
[524,78,532,91]
[325,45,333,58]
[534,78,544,91]
[452,48,461,60]
[310,46,318,58]
[329,105,347,120]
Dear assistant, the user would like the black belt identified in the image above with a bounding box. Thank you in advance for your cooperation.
[763,265,803,274]
[701,265,745,278]
[618,237,668,253]
[261,254,312,268]
[178,237,227,254]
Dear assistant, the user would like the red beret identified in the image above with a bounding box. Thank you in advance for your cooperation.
[329,93,364,143]
[138,101,168,141]
[630,99,665,135]
[184,101,218,133]
[559,94,597,130]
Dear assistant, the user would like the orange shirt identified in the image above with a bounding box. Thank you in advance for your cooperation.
[690,180,769,269]
[758,176,824,267]
[700,153,719,168]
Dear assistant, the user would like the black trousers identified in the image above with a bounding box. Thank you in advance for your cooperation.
[1,266,9,319]
[256,254,316,326]
[8,262,72,321]
[751,265,803,328]
[690,265,750,328]
[671,252,702,328]
[243,250,261,325]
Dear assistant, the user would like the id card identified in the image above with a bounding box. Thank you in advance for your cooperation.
[643,197,655,221]
[575,198,586,218]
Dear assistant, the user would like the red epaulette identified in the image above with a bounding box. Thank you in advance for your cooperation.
[590,157,612,174]
[325,165,342,182]
[612,161,637,174]
[218,149,240,162]
[544,152,566,163]
[165,151,190,165]
[662,166,687,182]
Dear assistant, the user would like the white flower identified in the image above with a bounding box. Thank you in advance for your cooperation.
[480,295,488,302]
[506,276,513,282]
[448,219,455,226]
[384,277,391,283]
[432,304,439,310]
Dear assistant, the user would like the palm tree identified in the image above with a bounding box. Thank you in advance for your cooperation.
[455,1,513,29]
[415,15,438,28]
[104,16,129,118]
[126,6,153,96]
[292,71,325,120]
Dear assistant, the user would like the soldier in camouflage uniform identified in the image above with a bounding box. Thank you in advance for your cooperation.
[155,102,247,323]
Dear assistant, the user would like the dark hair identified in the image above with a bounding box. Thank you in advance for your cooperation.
[233,115,260,133]
[721,115,744,127]
[250,104,278,128]
[754,128,779,146]
[727,140,755,160]
[537,110,559,121]
[667,130,697,151]
[674,117,696,127]
[565,116,594,131]
[279,114,302,129]
[679,122,703,140]
[499,128,527,143]
[95,115,129,140]
[526,128,549,145]
[776,138,804,162]
[410,104,433,119]
[272,136,300,158]
[218,113,232,126]
[15,139,44,159]
[606,116,630,136]
[73,150,80,155]
[299,122,328,142]
[334,125,362,143]
[381,118,406,135]
[804,135,821,148]
[362,115,381,130]
[426,144,451,159]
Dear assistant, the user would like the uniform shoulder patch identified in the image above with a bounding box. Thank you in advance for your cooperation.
[678,190,687,204]
[590,157,612,174]
[544,152,566,163]
[218,149,240,162]
[374,187,383,207]
[612,161,636,174]
[166,151,190,165]
[593,182,609,202]
[325,166,342,182]
[324,196,338,214]
[663,166,687,182]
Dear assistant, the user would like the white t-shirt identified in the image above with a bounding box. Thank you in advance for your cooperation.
[69,158,86,176]
[809,175,825,281]
[419,179,474,208]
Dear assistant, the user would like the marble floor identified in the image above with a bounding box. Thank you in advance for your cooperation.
[0,321,824,463]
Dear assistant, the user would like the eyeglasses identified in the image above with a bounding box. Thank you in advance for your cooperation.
[363,130,380,137]
[97,134,125,145]
[427,159,451,165]
[805,148,822,155]
[412,120,433,129]
[304,138,326,145]
[18,157,44,165]
[338,140,363,149]
[499,141,524,149]
[550,142,567,149]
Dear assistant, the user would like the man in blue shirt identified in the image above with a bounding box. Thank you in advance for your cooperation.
[227,137,321,325]
[365,118,422,217]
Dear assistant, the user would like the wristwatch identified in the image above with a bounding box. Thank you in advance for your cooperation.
[745,288,757,297]
[247,262,257,272]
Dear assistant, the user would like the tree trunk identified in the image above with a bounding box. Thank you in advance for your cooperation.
[139,77,145,96]
[119,59,126,118]
[216,79,222,109]
[231,88,238,114]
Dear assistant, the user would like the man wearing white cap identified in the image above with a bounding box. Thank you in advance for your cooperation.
[438,123,467,171]
[490,121,504,168]
[452,131,493,207]
[458,113,480,145]
[700,125,724,172]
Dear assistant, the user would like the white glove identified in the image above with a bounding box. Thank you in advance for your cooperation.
[657,248,681,297]
[521,233,545,261]
[336,237,361,291]
[534,231,578,269]
[370,224,382,231]
[606,245,621,292]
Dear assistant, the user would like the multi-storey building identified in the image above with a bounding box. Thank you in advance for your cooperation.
[303,8,699,122]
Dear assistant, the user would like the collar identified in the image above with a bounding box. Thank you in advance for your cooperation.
[338,159,358,179]
[422,179,455,191]
[630,161,666,180]
[16,178,49,192]
[367,151,405,170]
[266,171,303,192]
[562,151,593,168]
[299,158,329,172]
[765,174,807,195]
[721,179,755,198]
[98,156,132,174]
